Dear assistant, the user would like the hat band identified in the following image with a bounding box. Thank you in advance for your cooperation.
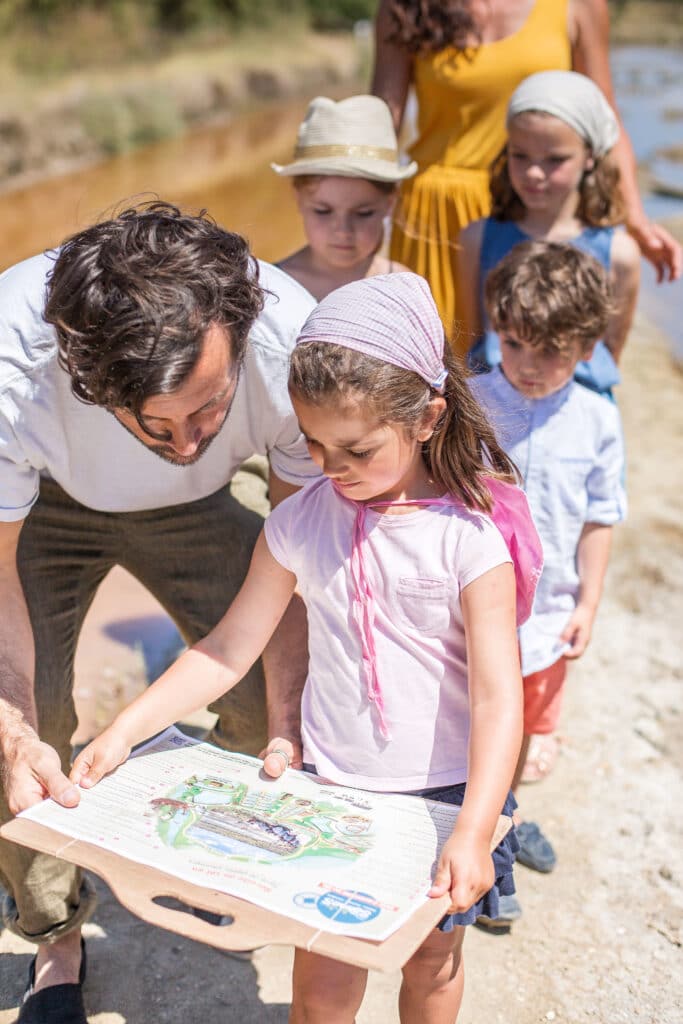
[293,143,398,162]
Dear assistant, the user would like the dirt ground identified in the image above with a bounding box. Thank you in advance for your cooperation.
[1,302,682,1023]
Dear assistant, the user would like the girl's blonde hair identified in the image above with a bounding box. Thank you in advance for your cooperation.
[292,174,397,195]
[490,123,625,227]
[289,344,519,513]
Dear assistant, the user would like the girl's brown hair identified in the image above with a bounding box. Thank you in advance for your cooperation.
[490,127,625,227]
[384,0,478,54]
[289,343,518,513]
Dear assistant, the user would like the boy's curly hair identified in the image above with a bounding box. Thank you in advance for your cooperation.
[45,200,264,435]
[484,240,611,354]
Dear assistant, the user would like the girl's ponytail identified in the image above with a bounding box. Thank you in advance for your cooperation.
[425,349,519,512]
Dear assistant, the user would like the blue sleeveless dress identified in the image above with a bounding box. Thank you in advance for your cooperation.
[468,219,619,396]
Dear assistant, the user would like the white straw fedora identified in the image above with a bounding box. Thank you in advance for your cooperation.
[271,95,417,182]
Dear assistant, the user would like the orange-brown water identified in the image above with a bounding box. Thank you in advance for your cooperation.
[0,101,309,270]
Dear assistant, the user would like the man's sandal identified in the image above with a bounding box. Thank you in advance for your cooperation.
[520,734,559,784]
[17,939,87,1024]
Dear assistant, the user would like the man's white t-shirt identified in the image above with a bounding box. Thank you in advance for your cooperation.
[0,253,319,521]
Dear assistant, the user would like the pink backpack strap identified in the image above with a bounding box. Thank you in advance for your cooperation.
[484,477,543,626]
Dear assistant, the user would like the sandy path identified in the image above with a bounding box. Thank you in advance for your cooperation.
[1,308,682,1023]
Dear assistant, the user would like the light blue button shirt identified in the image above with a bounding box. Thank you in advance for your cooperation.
[471,368,627,675]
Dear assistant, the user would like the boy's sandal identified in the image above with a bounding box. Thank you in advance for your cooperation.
[476,893,523,931]
[18,938,87,1024]
[515,821,557,873]
[520,733,559,784]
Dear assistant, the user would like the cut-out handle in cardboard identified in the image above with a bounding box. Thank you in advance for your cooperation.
[0,813,511,972]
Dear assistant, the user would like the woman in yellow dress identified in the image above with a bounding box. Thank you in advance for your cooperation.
[372,0,681,354]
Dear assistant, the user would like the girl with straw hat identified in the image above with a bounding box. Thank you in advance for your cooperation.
[273,95,417,301]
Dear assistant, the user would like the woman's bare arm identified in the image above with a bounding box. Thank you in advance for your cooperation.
[457,219,486,347]
[570,0,682,281]
[371,0,413,132]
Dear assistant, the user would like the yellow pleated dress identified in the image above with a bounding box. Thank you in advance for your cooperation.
[390,0,571,353]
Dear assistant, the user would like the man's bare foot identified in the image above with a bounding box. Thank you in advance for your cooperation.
[33,928,83,991]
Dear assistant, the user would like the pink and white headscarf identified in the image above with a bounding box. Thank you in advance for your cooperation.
[295,273,542,740]
[295,272,449,392]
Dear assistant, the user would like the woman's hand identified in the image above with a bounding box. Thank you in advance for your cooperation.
[70,726,132,790]
[260,736,303,779]
[627,217,682,283]
[428,831,495,913]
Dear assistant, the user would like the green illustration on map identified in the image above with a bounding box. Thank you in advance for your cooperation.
[150,775,375,866]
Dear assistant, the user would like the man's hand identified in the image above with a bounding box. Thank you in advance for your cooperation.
[560,603,596,659]
[3,737,80,815]
[70,727,132,790]
[428,832,495,913]
[260,736,303,779]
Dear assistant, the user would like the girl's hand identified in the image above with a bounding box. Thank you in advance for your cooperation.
[70,727,132,789]
[428,832,495,914]
[560,603,596,659]
[260,736,303,779]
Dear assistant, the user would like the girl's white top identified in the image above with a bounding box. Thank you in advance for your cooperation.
[264,476,511,791]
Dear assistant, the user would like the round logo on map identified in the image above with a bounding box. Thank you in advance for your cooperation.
[314,890,381,925]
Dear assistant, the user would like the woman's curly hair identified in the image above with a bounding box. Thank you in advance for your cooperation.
[45,200,264,435]
[384,0,479,54]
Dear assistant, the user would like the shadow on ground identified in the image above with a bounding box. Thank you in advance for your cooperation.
[0,875,290,1023]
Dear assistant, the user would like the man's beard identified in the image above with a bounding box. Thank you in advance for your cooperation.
[113,405,228,466]
[146,430,219,466]
[113,395,234,467]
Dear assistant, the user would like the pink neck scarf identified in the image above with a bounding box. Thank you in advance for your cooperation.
[346,481,542,742]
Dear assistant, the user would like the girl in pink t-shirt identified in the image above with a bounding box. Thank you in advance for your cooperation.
[73,273,540,1023]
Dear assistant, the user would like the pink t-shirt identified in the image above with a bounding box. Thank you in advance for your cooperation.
[264,477,511,791]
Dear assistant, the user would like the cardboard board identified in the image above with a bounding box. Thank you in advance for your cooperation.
[1,813,511,972]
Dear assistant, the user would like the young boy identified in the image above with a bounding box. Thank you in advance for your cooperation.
[470,240,627,927]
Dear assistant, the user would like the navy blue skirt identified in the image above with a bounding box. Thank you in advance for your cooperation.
[410,782,518,930]
[302,766,517,930]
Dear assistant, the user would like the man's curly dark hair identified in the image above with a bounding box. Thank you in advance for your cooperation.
[44,200,264,434]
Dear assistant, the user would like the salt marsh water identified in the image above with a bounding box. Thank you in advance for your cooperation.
[0,45,681,356]
[612,46,683,359]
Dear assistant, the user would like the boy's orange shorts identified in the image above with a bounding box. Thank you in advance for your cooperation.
[523,657,567,735]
